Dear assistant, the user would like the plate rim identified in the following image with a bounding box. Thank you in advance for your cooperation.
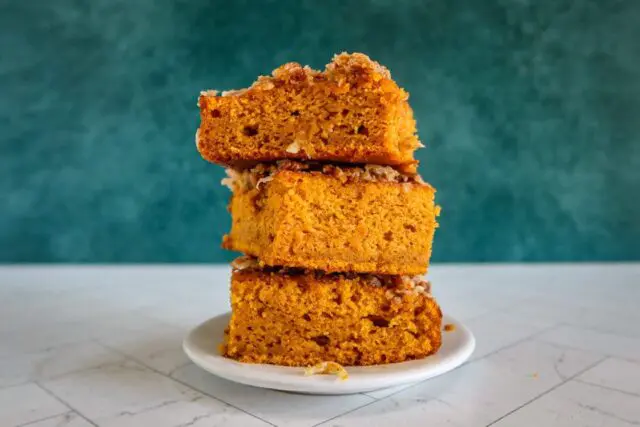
[183,312,475,395]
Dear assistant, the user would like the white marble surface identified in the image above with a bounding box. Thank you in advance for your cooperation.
[1,264,639,427]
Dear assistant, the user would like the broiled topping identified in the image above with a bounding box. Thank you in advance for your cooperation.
[285,141,301,153]
[231,256,433,298]
[230,255,260,271]
[210,53,392,100]
[222,160,425,193]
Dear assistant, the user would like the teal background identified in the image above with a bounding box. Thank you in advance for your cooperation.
[2,0,639,263]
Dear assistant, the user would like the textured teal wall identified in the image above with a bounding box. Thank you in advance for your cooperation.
[2,0,639,263]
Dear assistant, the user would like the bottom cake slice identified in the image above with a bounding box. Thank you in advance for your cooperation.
[222,257,442,366]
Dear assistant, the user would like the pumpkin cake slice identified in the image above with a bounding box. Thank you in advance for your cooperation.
[197,52,421,173]
[222,161,439,276]
[222,257,443,366]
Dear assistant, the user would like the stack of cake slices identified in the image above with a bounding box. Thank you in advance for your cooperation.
[196,53,442,367]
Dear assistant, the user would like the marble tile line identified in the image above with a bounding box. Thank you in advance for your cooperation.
[555,321,640,342]
[0,378,29,392]
[4,358,133,392]
[96,340,278,427]
[534,336,640,365]
[471,321,563,361]
[35,381,99,427]
[316,323,569,426]
[573,378,640,399]
[311,396,381,427]
[484,356,609,427]
[2,320,578,427]
[364,321,564,403]
[166,361,194,378]
[598,354,640,366]
[0,340,91,377]
[527,335,640,368]
[15,411,73,427]
[466,308,640,343]
[112,396,205,419]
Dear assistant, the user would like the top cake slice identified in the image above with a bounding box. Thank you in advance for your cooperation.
[197,53,421,172]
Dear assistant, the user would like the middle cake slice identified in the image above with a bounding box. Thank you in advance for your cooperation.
[222,161,439,275]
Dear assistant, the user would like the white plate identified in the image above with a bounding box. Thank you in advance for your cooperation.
[183,312,475,395]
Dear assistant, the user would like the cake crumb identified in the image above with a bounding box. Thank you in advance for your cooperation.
[286,141,301,154]
[230,255,260,271]
[304,361,349,381]
[444,323,456,332]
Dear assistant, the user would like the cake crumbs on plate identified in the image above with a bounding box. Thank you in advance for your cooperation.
[444,323,456,332]
[304,362,349,381]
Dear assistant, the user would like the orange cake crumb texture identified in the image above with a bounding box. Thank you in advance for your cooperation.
[223,164,438,275]
[223,268,442,366]
[197,53,420,171]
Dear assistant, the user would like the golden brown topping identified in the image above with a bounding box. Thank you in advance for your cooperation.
[326,52,391,85]
[383,276,432,300]
[231,256,432,298]
[221,169,249,192]
[253,75,276,91]
[221,88,248,97]
[199,90,218,97]
[212,53,395,99]
[222,161,425,193]
[230,255,260,271]
[367,276,383,288]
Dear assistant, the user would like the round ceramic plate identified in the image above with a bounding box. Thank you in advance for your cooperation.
[183,312,475,395]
